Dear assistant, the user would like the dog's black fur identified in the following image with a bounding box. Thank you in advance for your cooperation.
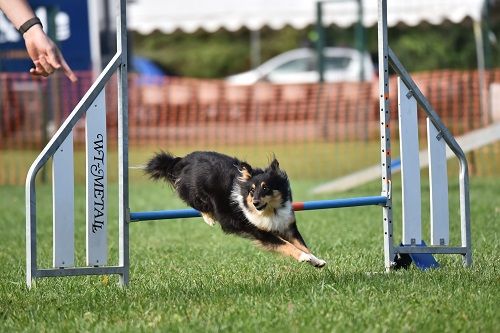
[145,151,326,267]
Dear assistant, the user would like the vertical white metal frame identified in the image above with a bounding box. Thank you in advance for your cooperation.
[377,0,472,266]
[377,0,395,270]
[117,0,130,286]
[25,0,129,287]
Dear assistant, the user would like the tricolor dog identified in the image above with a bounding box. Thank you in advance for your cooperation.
[145,151,326,268]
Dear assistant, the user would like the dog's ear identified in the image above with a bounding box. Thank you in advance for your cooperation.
[269,158,280,173]
[238,162,252,182]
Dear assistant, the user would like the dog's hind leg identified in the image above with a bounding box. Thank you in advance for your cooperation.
[201,212,217,226]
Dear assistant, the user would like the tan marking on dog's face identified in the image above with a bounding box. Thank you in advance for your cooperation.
[246,184,256,206]
[246,192,258,213]
[248,184,256,199]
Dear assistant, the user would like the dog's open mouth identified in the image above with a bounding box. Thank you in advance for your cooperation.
[255,203,267,211]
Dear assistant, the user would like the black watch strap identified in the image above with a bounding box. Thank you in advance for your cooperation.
[18,17,42,35]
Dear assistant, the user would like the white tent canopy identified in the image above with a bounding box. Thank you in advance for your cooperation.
[128,0,486,34]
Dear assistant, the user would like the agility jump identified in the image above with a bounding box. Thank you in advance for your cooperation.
[25,0,472,287]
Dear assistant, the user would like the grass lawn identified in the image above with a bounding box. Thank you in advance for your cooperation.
[0,176,499,332]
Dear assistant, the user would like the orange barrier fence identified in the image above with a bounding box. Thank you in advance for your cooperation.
[1,69,499,184]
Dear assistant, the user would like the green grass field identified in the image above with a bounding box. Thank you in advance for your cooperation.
[0,174,499,332]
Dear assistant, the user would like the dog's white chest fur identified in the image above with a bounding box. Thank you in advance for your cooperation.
[231,185,293,233]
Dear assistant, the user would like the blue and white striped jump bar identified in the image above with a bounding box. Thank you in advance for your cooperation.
[130,195,388,222]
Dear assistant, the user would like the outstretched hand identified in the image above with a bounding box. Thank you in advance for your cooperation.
[23,25,77,82]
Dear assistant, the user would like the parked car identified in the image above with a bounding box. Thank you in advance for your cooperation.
[226,47,375,85]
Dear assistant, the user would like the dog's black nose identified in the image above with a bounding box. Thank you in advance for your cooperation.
[253,200,267,211]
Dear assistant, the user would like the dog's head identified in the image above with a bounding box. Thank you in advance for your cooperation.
[237,158,290,213]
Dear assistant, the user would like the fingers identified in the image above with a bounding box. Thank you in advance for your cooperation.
[59,57,78,82]
[45,48,61,70]
[30,59,49,77]
[47,47,78,82]
[29,54,77,82]
[38,55,55,75]
[29,57,53,77]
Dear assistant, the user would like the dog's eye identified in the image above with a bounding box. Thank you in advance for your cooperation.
[262,185,268,191]
[249,188,255,195]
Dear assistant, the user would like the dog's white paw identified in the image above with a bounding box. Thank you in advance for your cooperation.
[299,252,327,268]
[311,257,327,268]
[201,213,217,226]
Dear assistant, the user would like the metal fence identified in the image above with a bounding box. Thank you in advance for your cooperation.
[1,69,499,185]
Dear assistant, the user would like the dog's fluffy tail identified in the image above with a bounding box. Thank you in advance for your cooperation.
[145,151,181,183]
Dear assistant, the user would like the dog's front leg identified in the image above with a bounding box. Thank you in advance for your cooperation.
[283,220,310,253]
[297,251,327,268]
[201,212,217,226]
[281,219,327,268]
[251,229,326,268]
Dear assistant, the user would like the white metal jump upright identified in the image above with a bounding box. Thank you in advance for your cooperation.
[377,0,394,270]
[25,0,129,287]
[378,0,472,268]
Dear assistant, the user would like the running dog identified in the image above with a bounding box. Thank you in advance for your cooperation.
[145,151,326,268]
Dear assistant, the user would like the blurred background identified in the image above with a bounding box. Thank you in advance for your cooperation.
[1,0,499,190]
